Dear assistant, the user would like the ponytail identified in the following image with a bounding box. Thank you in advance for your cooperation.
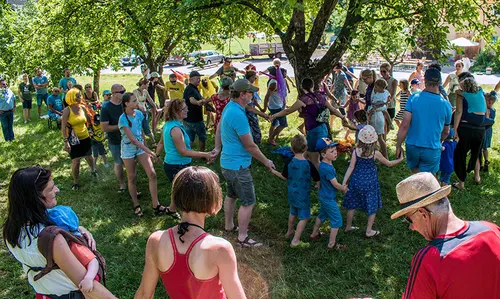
[121,92,134,127]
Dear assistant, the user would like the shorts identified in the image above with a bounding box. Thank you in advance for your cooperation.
[36,93,48,106]
[269,107,288,128]
[439,171,452,185]
[306,123,328,152]
[163,162,191,182]
[108,143,123,165]
[121,141,145,159]
[91,140,107,157]
[318,198,342,229]
[221,166,256,206]
[183,121,207,142]
[290,205,311,220]
[482,128,492,150]
[22,100,32,109]
[69,137,92,160]
[387,108,396,119]
[406,144,441,174]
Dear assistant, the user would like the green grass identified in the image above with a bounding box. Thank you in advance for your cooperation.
[202,36,281,55]
[1,76,499,298]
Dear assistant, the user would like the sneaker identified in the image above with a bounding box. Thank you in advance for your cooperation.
[71,184,80,191]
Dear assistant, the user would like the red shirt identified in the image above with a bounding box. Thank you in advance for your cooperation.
[212,94,230,132]
[160,229,225,299]
[403,221,500,299]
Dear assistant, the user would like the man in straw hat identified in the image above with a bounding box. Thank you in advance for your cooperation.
[391,172,500,298]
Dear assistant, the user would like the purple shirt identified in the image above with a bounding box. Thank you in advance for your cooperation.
[299,92,326,131]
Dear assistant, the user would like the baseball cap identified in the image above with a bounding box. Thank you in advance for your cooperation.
[231,79,259,93]
[221,77,233,88]
[189,71,201,78]
[150,72,160,78]
[424,68,441,84]
[315,138,339,152]
[102,90,111,95]
[410,78,420,85]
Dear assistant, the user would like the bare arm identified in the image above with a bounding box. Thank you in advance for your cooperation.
[246,105,270,120]
[53,235,116,299]
[495,80,500,92]
[396,111,412,157]
[443,75,451,88]
[262,87,273,112]
[271,169,287,181]
[171,127,210,159]
[79,258,99,292]
[325,100,346,119]
[155,134,164,156]
[453,95,463,136]
[374,151,404,167]
[240,133,274,169]
[123,126,155,156]
[135,232,162,299]
[329,177,347,193]
[408,72,416,82]
[101,121,119,133]
[344,78,353,92]
[271,99,305,119]
[342,154,357,185]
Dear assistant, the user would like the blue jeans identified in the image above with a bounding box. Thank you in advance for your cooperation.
[0,110,14,141]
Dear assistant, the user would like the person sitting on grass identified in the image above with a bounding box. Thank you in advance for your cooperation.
[46,205,101,293]
[342,125,404,238]
[134,166,246,299]
[310,138,348,250]
[270,134,320,248]
[47,88,64,122]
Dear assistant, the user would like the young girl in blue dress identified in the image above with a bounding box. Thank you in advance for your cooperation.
[342,125,404,237]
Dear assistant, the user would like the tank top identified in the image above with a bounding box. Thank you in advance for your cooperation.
[68,106,89,139]
[448,73,460,94]
[160,229,225,299]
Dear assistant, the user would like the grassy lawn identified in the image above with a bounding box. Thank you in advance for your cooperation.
[202,36,281,55]
[0,75,499,298]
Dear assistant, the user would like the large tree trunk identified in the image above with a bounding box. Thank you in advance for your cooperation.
[92,67,100,95]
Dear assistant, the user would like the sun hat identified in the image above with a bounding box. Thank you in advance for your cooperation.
[358,125,378,144]
[315,138,339,152]
[231,79,259,93]
[424,68,441,84]
[189,70,201,78]
[102,90,111,96]
[410,78,420,85]
[150,72,160,78]
[391,172,451,219]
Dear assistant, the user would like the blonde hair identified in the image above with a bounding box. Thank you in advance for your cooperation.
[461,78,479,93]
[374,78,388,89]
[65,88,80,106]
[361,69,376,81]
[356,140,378,158]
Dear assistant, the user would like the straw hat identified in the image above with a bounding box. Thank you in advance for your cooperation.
[358,125,378,144]
[391,172,451,219]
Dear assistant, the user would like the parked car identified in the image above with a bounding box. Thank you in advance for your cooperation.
[192,50,224,66]
[166,54,190,66]
[120,55,142,66]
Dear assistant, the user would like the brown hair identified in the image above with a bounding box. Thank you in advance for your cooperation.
[291,134,307,154]
[245,70,256,80]
[356,140,378,158]
[231,90,242,99]
[361,69,376,82]
[374,78,388,89]
[461,78,479,93]
[164,98,184,121]
[399,79,409,92]
[380,62,391,71]
[138,78,149,87]
[172,166,222,215]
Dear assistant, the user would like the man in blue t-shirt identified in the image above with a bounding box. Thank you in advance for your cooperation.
[47,88,64,121]
[33,68,50,119]
[213,79,275,248]
[58,68,77,100]
[396,68,452,174]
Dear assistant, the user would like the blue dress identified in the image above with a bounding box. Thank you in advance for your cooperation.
[343,150,382,216]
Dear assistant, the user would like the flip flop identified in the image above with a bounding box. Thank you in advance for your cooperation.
[344,226,359,233]
[290,241,310,248]
[452,182,464,190]
[237,236,263,248]
[365,230,381,238]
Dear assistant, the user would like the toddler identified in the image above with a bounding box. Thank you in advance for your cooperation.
[394,79,410,127]
[90,114,109,168]
[47,206,100,293]
[369,78,392,132]
[271,134,320,248]
[342,125,404,237]
[439,128,457,185]
[344,109,368,143]
[310,138,348,250]
[481,91,497,171]
[410,78,422,94]
[342,90,365,139]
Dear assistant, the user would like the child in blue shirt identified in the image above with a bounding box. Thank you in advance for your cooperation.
[439,128,457,186]
[482,91,497,172]
[271,134,320,248]
[310,138,348,250]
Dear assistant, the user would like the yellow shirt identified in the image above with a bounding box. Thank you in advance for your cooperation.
[91,123,105,142]
[165,81,185,100]
[68,106,89,140]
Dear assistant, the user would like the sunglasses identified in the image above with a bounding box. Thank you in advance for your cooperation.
[113,90,126,94]
[380,70,388,73]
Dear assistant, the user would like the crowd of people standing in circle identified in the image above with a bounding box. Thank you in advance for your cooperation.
[2,59,500,298]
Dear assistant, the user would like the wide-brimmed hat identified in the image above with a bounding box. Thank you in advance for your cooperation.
[358,125,377,144]
[391,172,451,219]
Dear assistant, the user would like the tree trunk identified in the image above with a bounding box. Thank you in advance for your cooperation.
[92,67,100,95]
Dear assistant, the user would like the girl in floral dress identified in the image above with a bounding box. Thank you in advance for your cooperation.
[209,77,232,133]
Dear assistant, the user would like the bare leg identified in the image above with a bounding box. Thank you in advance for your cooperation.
[378,134,387,158]
[272,125,286,143]
[71,158,81,185]
[84,155,95,172]
[122,158,139,207]
[101,154,109,165]
[28,109,31,121]
[327,228,340,248]
[366,214,377,236]
[199,140,206,152]
[268,125,276,143]
[23,109,28,122]
[286,214,296,238]
[38,106,42,118]
[474,159,481,183]
[345,210,355,231]
[224,196,237,230]
[344,128,350,140]
[238,204,254,241]
[311,217,322,238]
[291,219,308,246]
[114,163,126,190]
[395,119,401,127]
[137,153,159,208]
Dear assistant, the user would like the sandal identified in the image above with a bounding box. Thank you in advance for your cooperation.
[237,236,263,248]
[344,226,359,233]
[328,243,347,250]
[310,232,324,241]
[365,230,381,238]
[225,226,239,233]
[134,205,143,217]
[452,182,464,190]
[154,205,180,219]
[290,241,310,248]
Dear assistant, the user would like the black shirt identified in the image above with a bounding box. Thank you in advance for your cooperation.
[148,81,157,102]
[100,101,123,145]
[184,83,203,123]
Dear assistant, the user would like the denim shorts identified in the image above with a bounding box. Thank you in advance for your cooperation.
[108,143,123,165]
[306,123,328,152]
[406,144,440,174]
[290,205,311,220]
[269,107,288,127]
[221,166,256,206]
[91,140,107,157]
[121,141,145,159]
[183,121,207,142]
[318,198,342,229]
[36,94,48,106]
[163,162,191,182]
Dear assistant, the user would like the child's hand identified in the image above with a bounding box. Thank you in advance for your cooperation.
[342,184,348,193]
[79,277,94,293]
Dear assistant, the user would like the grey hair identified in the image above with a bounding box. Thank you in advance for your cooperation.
[425,197,450,215]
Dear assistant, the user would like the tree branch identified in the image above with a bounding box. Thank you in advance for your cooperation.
[291,0,306,46]
[372,10,423,22]
[307,0,338,56]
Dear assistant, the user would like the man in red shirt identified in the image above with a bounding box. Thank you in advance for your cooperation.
[391,172,500,299]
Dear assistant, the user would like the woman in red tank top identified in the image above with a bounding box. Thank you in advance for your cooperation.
[134,166,246,299]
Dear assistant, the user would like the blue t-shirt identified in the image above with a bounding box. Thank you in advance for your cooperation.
[58,77,77,92]
[440,140,457,173]
[0,89,16,111]
[163,120,192,165]
[220,101,252,170]
[282,158,320,208]
[405,91,452,150]
[119,110,144,144]
[47,94,63,117]
[33,76,49,95]
[318,161,337,200]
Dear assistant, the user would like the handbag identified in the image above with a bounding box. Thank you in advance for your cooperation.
[66,124,80,146]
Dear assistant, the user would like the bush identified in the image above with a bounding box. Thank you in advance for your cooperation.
[470,51,500,73]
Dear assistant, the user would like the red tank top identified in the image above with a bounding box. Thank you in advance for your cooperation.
[160,229,226,299]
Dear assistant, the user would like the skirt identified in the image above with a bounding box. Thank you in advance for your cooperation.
[69,137,92,159]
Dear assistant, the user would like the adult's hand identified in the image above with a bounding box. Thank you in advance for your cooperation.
[79,226,96,251]
[265,159,276,171]
[395,144,403,159]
